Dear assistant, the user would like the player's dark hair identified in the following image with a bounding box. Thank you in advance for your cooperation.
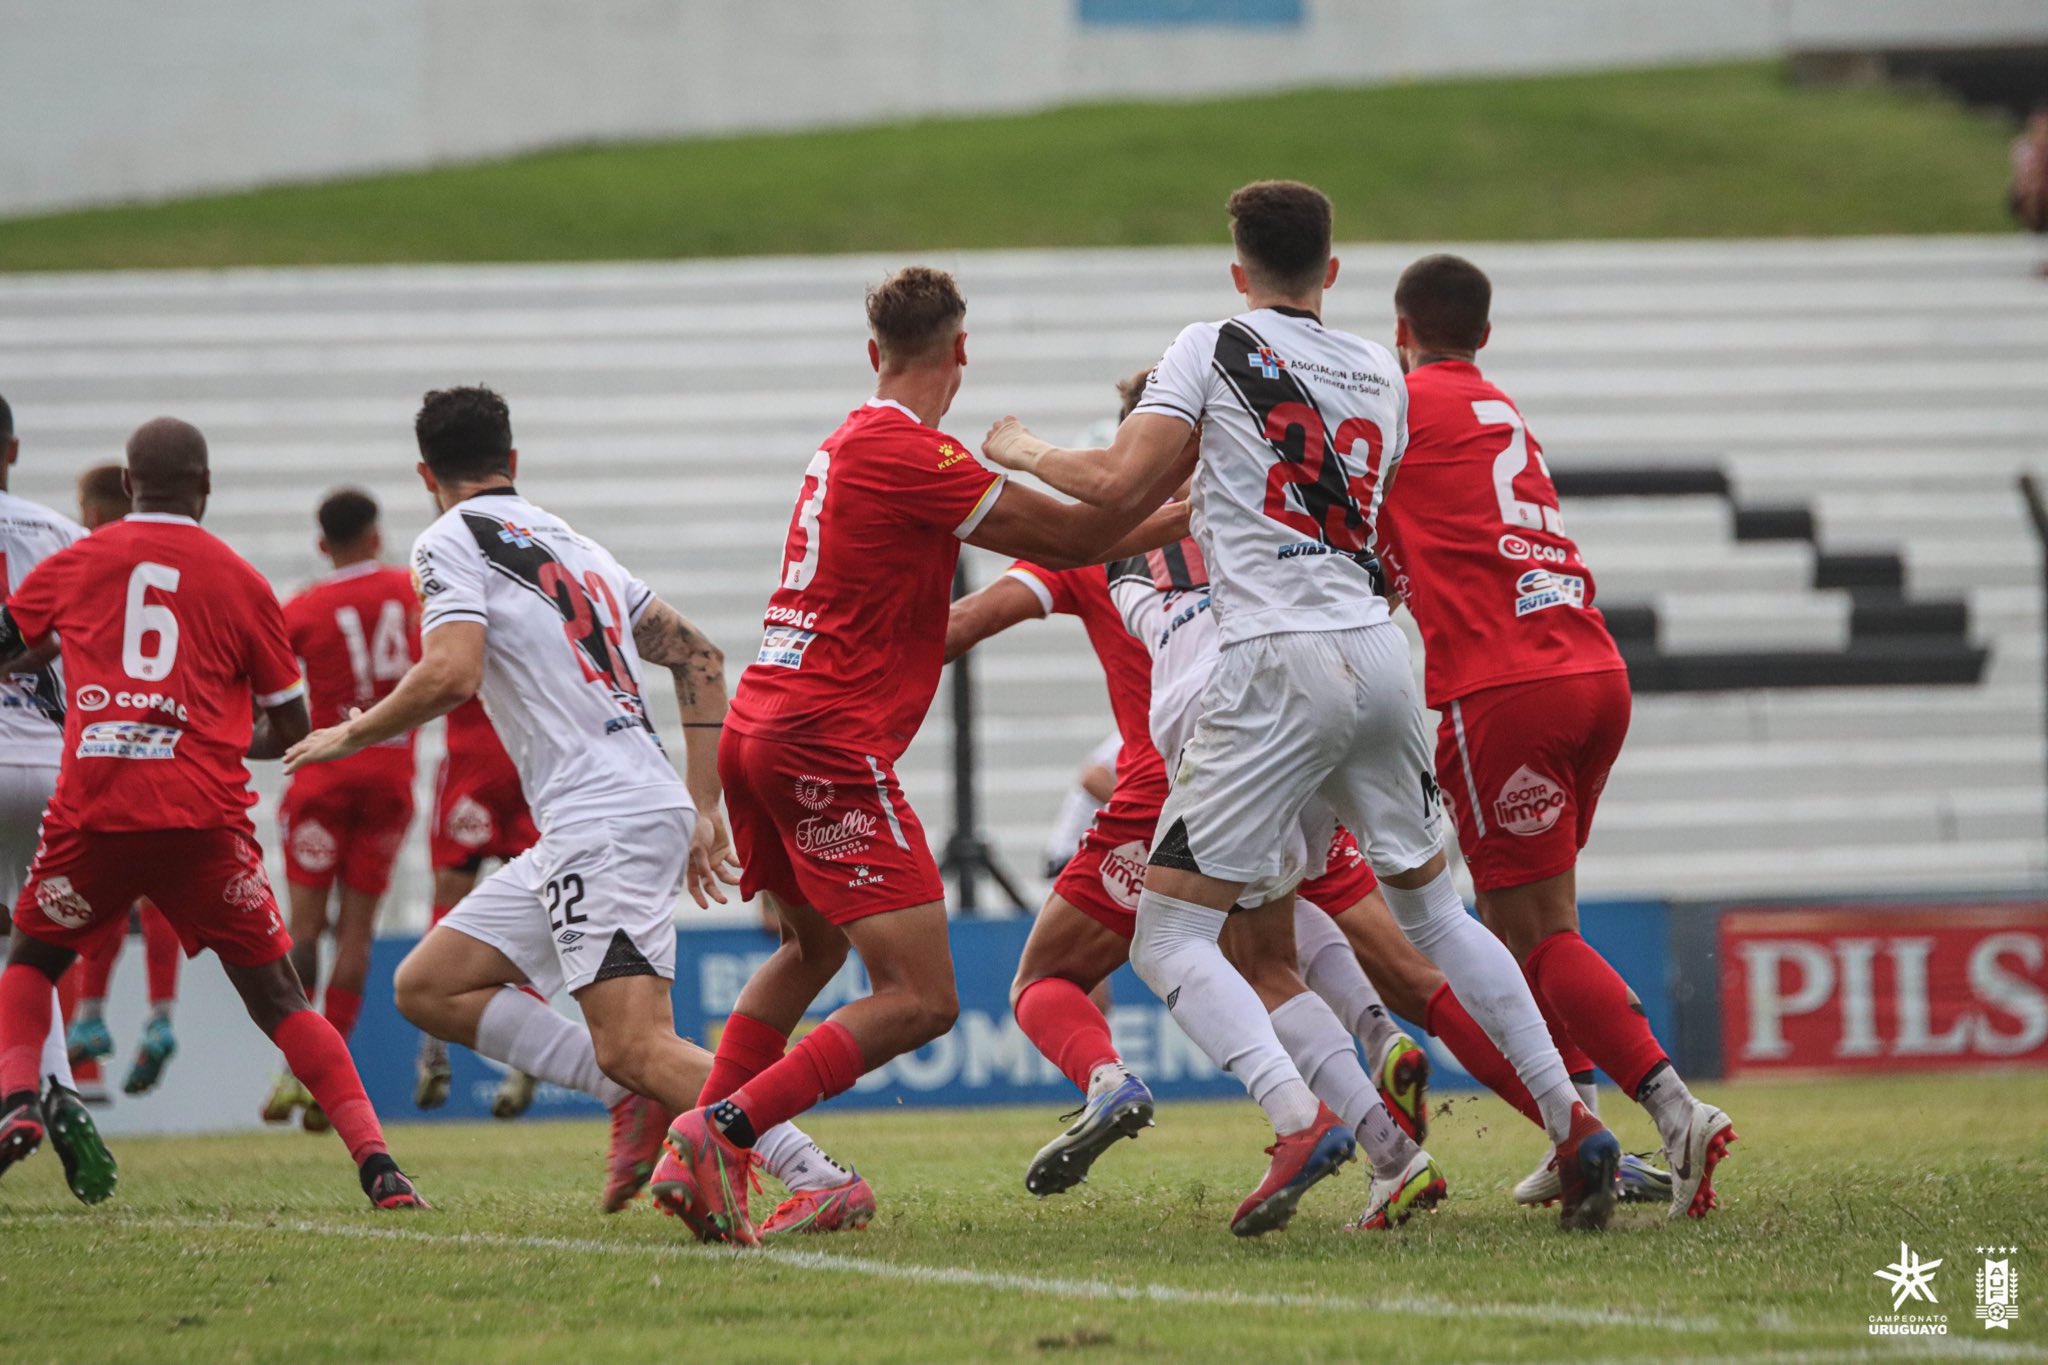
[1394,253,1492,354]
[318,487,380,546]
[1116,368,1152,423]
[1227,180,1333,295]
[0,392,12,440]
[77,463,129,514]
[866,267,966,362]
[415,386,514,484]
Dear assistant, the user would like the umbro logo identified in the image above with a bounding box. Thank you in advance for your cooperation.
[1165,987,1181,1011]
[557,929,584,946]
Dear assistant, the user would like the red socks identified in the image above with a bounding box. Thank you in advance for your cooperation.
[78,933,117,1001]
[1524,931,1669,1097]
[141,902,181,1005]
[724,1020,865,1139]
[322,986,363,1042]
[0,963,55,1101]
[700,1013,788,1106]
[1014,977,1119,1092]
[274,1009,387,1164]
[1425,982,1543,1131]
[1522,959,1596,1078]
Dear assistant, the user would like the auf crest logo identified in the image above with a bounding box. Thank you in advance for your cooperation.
[497,522,538,548]
[1248,347,1287,379]
[1876,1242,1943,1310]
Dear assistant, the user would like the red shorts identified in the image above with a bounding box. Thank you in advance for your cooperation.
[1052,797,1158,941]
[279,757,415,896]
[13,823,290,968]
[719,729,943,926]
[1300,828,1378,915]
[429,756,539,871]
[1437,669,1631,892]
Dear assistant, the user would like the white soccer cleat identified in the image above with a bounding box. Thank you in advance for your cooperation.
[1663,1100,1736,1220]
[1515,1148,1674,1207]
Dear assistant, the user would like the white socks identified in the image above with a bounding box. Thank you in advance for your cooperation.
[1131,890,1319,1136]
[1293,900,1404,1068]
[1575,1076,1601,1116]
[1381,868,1577,1143]
[754,1122,854,1194]
[474,987,631,1110]
[1269,991,1415,1178]
[41,988,73,1091]
[1635,1062,1698,1153]
[1087,1061,1132,1101]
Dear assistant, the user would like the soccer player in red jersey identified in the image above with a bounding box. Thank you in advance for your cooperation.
[260,489,421,1131]
[60,464,185,1102]
[1378,255,1734,1219]
[411,695,540,1111]
[0,419,424,1209]
[652,267,1192,1241]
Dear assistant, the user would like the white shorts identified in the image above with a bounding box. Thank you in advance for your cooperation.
[1151,623,1443,887]
[439,807,690,998]
[0,763,57,907]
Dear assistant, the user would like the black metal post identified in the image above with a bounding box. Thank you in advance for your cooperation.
[2017,474,2048,846]
[939,558,1030,915]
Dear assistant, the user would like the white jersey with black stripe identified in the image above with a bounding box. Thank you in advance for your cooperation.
[411,489,686,830]
[0,491,85,765]
[1132,306,1407,645]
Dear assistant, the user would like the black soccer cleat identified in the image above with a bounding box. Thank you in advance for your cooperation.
[42,1077,117,1204]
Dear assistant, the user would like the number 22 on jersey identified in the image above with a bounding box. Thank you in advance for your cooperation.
[1475,400,1564,536]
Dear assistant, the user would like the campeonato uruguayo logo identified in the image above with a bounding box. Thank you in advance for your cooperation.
[1869,1240,2026,1337]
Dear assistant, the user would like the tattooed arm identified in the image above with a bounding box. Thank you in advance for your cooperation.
[633,597,739,906]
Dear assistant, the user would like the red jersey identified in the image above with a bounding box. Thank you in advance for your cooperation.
[1376,360,1624,708]
[443,696,520,784]
[1004,561,1170,813]
[6,514,305,834]
[282,561,420,779]
[727,400,1005,762]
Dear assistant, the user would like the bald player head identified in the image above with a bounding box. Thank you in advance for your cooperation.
[124,416,211,520]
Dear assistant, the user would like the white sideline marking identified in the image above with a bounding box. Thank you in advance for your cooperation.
[11,1212,2048,1361]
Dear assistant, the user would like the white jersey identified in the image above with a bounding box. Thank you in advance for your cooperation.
[412,489,687,831]
[0,491,86,765]
[1108,571,1220,768]
[1133,306,1407,645]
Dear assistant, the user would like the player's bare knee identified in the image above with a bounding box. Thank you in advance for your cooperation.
[589,1027,656,1094]
[391,957,445,1031]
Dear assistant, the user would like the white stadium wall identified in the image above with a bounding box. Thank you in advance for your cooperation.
[2,0,2044,217]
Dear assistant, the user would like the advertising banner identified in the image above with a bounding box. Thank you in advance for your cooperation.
[1719,903,2048,1077]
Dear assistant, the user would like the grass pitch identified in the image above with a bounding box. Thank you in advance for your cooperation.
[0,63,2016,272]
[2,1072,2044,1364]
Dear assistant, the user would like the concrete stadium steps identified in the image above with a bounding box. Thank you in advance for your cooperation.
[1,234,2042,913]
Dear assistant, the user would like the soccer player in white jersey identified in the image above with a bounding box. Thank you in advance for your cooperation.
[286,387,864,1223]
[0,394,118,1204]
[982,182,1625,1232]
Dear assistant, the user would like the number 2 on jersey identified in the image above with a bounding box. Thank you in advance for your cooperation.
[781,451,830,591]
[1259,402,1384,552]
[1474,400,1564,535]
[122,562,181,681]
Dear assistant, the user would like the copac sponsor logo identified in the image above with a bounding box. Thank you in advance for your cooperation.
[764,605,819,631]
[1493,764,1566,836]
[1498,534,1575,566]
[1720,905,2048,1075]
